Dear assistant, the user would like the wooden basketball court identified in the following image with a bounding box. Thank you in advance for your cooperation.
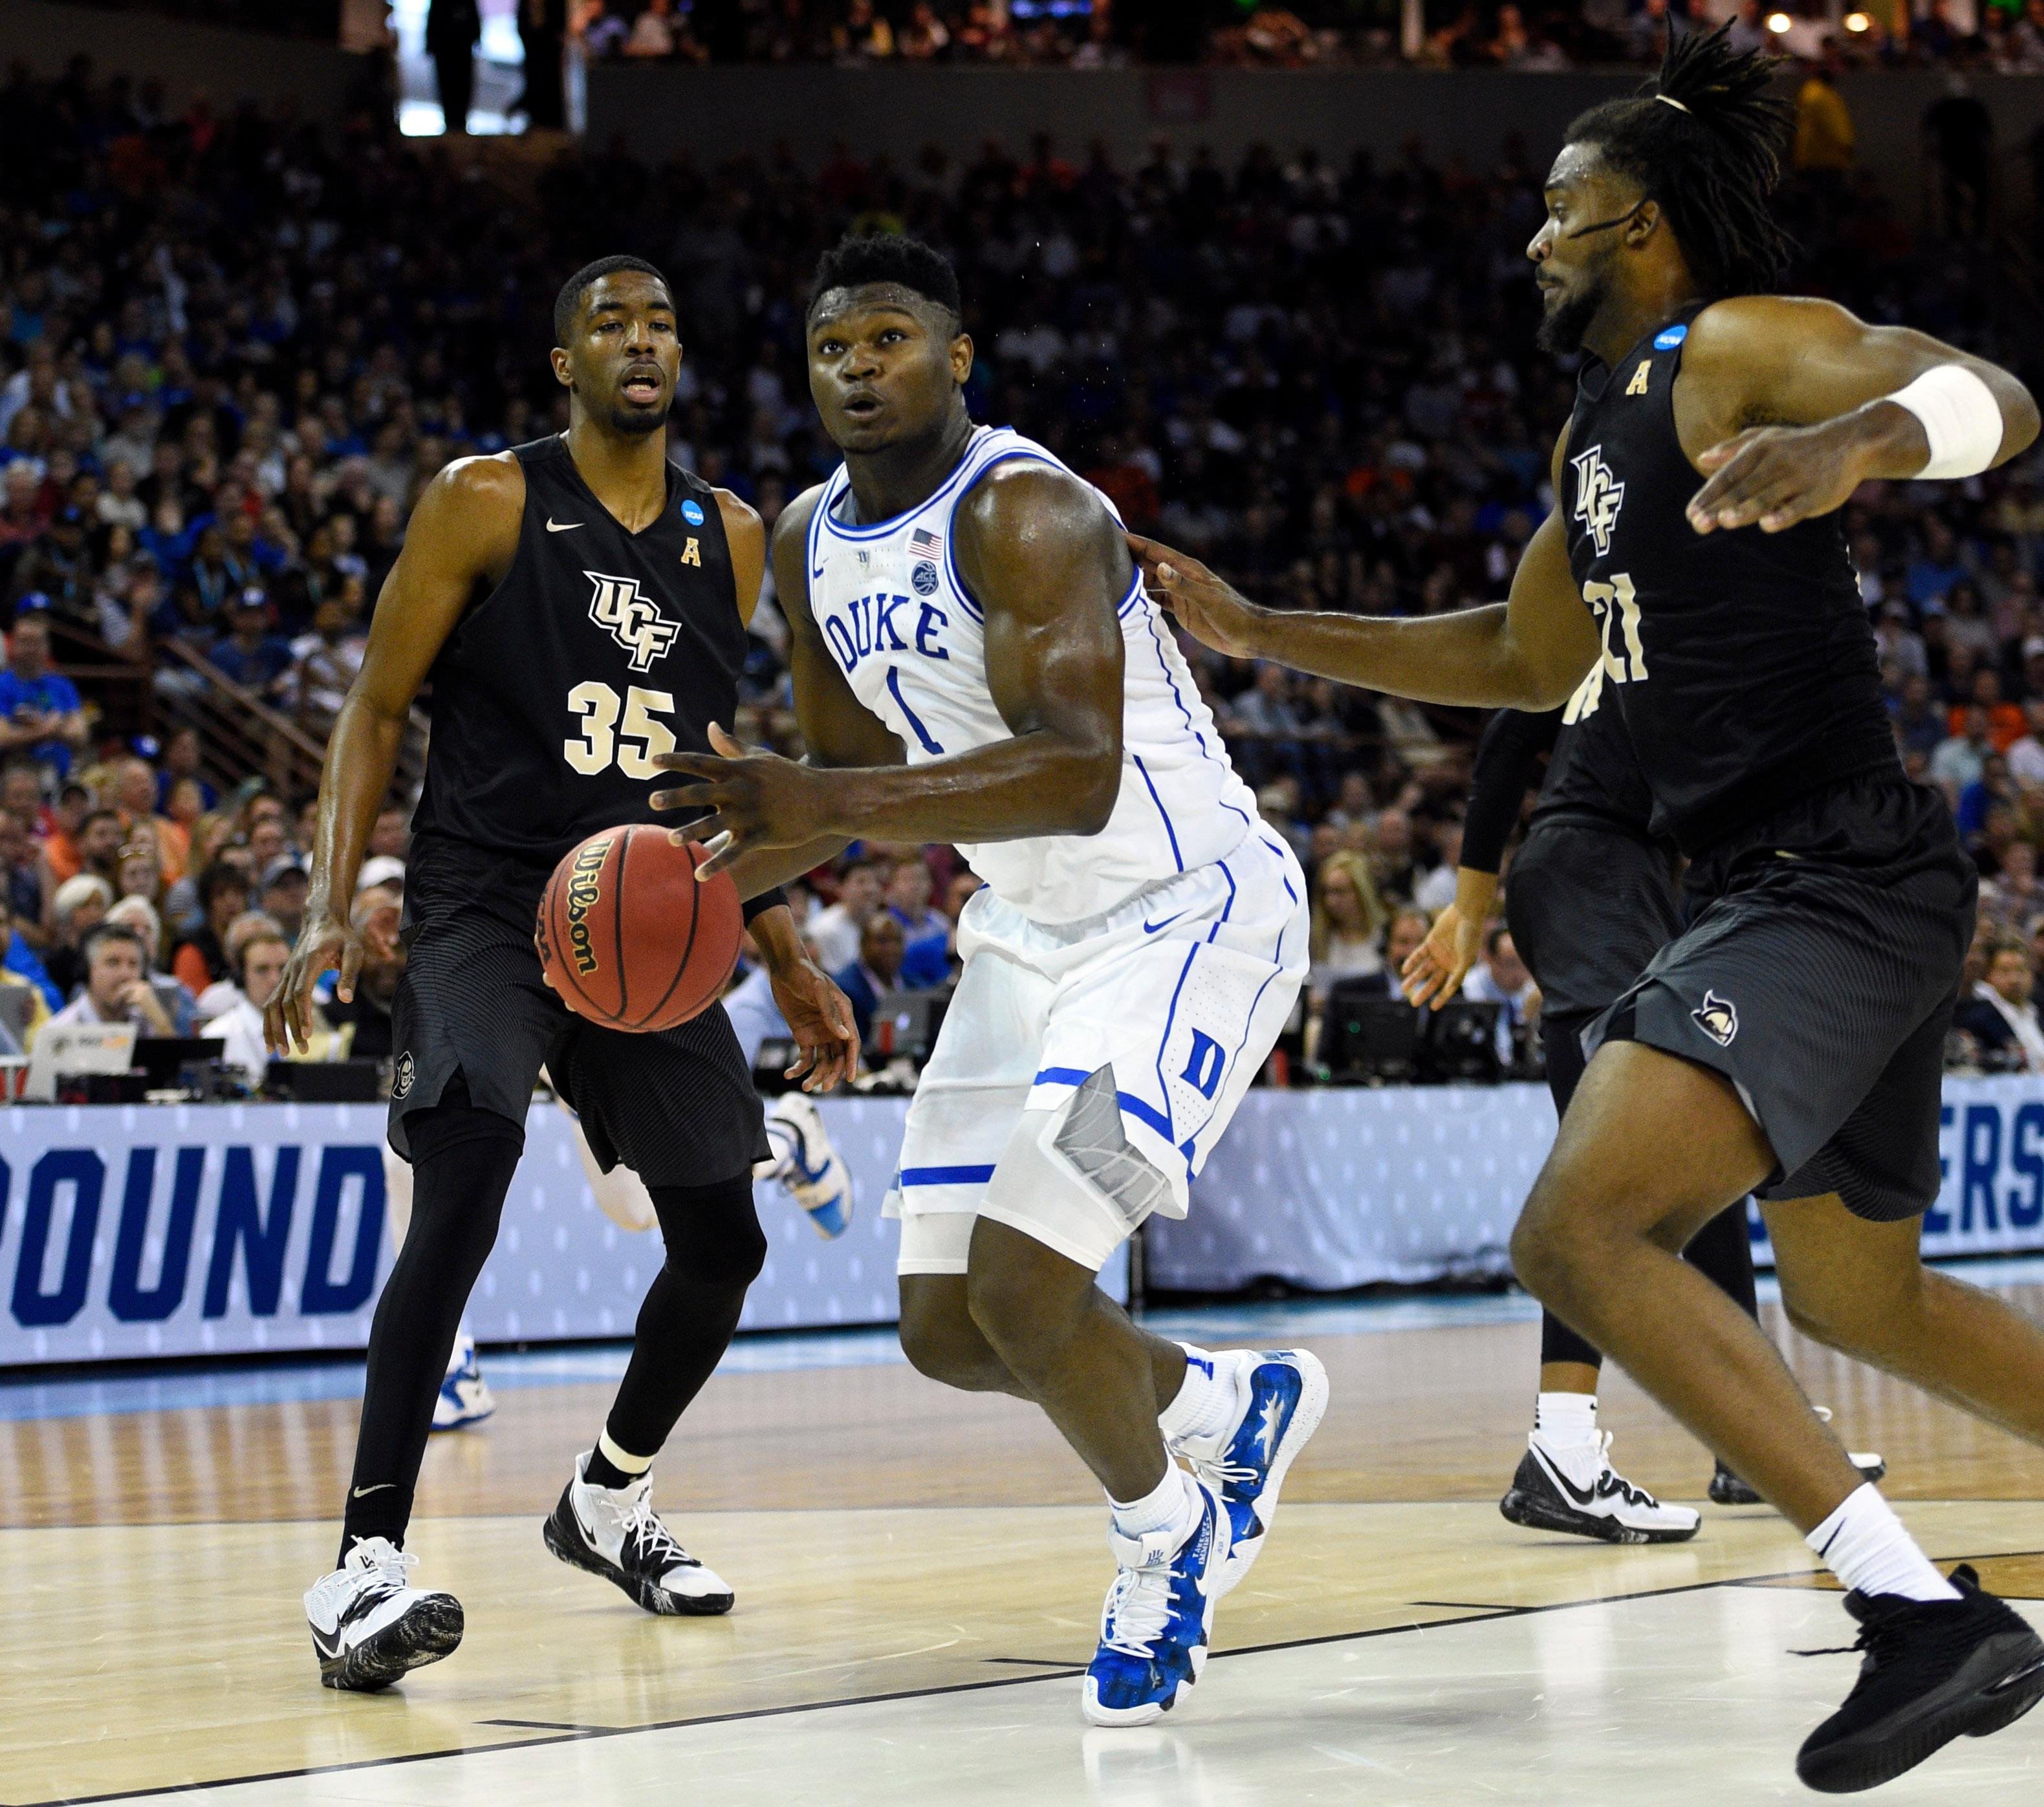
[6,1279,2043,1805]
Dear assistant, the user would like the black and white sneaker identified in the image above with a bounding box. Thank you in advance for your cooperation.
[1796,1564,2044,1793]
[542,1452,734,1616]
[303,1537,463,1691]
[1499,1429,1700,1544]
[1713,1409,1885,1504]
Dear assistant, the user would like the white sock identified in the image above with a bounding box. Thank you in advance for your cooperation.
[1109,1464,1198,1546]
[1807,1483,1959,1603]
[592,1429,653,1482]
[1157,1343,1243,1444]
[1534,1391,1599,1447]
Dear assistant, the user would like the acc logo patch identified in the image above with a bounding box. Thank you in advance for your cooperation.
[681,499,705,526]
[392,1051,415,1099]
[911,561,939,596]
[1692,990,1739,1048]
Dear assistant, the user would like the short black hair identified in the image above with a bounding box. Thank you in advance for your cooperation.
[1563,21,1795,298]
[80,807,121,838]
[199,861,251,907]
[82,920,146,964]
[553,255,673,347]
[805,234,962,329]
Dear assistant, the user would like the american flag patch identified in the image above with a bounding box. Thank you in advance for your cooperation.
[908,527,944,560]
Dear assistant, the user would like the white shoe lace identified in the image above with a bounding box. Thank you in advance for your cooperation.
[602,1487,693,1571]
[1100,1556,1175,1660]
[350,1539,419,1597]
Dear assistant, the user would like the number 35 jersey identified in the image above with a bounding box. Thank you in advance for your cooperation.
[800,426,1261,926]
[411,433,745,867]
[1560,307,1897,858]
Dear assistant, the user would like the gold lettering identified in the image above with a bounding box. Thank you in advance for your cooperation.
[1625,360,1651,397]
[680,537,701,567]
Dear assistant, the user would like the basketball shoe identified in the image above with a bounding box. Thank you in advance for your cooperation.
[762,1092,851,1239]
[1500,1429,1701,1543]
[1170,1348,1328,1597]
[1083,1471,1231,1727]
[1713,1409,1885,1504]
[303,1537,463,1691]
[1796,1564,2044,1792]
[542,1452,735,1615]
[430,1332,495,1432]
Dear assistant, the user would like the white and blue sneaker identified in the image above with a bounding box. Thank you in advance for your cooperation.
[765,1092,852,1239]
[1082,1472,1232,1727]
[1173,1348,1328,1597]
[429,1332,495,1433]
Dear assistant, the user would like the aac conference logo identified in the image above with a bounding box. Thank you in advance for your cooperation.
[4,1140,386,1329]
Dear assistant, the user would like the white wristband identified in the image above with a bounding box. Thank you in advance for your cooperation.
[1886,364,2003,481]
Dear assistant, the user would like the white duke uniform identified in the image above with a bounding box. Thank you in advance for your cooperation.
[801,426,1307,1274]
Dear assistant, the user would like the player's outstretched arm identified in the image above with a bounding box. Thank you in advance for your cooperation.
[1679,296,2040,536]
[1129,500,1600,715]
[657,464,1128,875]
[266,455,523,1054]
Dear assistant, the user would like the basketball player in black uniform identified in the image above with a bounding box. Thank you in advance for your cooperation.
[1132,27,2044,1790]
[1409,700,1883,1537]
[270,256,858,1691]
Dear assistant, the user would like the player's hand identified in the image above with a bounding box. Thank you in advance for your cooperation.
[1125,532,1268,660]
[1686,417,1878,536]
[651,723,834,878]
[1402,902,1483,1010]
[265,913,360,1055]
[765,954,860,1093]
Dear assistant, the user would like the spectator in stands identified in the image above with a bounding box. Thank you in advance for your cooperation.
[49,921,173,1033]
[201,924,290,1084]
[808,856,884,974]
[1959,935,2044,1070]
[103,895,195,1033]
[39,781,89,885]
[192,909,288,1024]
[0,613,86,779]
[1462,924,1540,1060]
[171,861,252,995]
[209,589,295,700]
[67,808,125,899]
[1307,849,1389,1002]
[245,809,290,875]
[0,807,45,942]
[1932,703,1995,796]
[368,805,411,865]
[112,756,183,882]
[1794,56,1856,184]
[834,911,906,1046]
[2010,698,2044,787]
[886,857,951,990]
[115,839,166,917]
[260,855,309,942]
[0,889,58,1011]
[291,595,369,736]
[321,885,403,1059]
[0,905,50,1053]
[157,728,216,815]
[41,872,109,1001]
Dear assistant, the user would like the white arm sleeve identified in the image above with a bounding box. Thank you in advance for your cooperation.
[1886,365,2004,481]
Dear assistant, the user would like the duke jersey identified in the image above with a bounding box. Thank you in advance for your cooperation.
[410,435,745,867]
[800,425,1260,924]
[1561,307,1898,856]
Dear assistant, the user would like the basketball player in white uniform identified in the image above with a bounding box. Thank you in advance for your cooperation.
[656,235,1326,1727]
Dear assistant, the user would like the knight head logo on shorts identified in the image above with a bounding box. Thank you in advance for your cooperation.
[393,1051,415,1099]
[1692,990,1739,1048]
[1570,444,1625,557]
[585,571,680,672]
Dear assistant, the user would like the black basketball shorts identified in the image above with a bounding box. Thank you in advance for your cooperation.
[1586,775,1976,1223]
[1506,814,1679,1024]
[388,838,767,1184]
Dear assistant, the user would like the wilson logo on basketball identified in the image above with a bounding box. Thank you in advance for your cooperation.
[565,837,611,976]
[586,570,681,672]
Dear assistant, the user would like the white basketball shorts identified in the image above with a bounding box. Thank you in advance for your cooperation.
[887,830,1307,1276]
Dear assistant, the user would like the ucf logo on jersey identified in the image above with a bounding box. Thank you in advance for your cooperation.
[1570,445,1625,557]
[585,570,680,672]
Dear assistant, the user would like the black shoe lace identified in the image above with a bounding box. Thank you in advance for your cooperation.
[1794,1609,1917,1665]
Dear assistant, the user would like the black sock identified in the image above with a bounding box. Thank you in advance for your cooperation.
[598,1174,766,1464]
[338,1077,525,1568]
[583,1445,634,1489]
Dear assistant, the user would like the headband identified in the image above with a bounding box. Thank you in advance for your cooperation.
[1655,94,1692,114]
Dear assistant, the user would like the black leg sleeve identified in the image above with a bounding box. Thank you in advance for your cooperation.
[602,1175,767,1462]
[340,1080,524,1564]
[1537,1012,1605,1371]
[1682,1198,1761,1323]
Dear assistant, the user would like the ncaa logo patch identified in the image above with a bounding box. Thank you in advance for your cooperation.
[681,499,705,526]
[1692,990,1739,1048]
[392,1051,415,1099]
[911,560,939,596]
[1654,322,1689,350]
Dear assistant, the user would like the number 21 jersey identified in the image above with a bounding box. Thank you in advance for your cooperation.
[1560,308,1896,857]
[411,433,745,869]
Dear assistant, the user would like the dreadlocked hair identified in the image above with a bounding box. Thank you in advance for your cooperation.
[1563,21,1796,298]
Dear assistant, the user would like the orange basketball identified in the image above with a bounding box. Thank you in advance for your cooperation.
[537,826,743,1032]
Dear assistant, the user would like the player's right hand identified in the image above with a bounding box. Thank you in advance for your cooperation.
[1402,902,1483,1010]
[265,913,362,1055]
[1124,531,1267,660]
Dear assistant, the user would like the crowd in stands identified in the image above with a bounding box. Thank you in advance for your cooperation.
[2,56,2043,1080]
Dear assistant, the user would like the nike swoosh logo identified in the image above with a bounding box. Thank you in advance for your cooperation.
[1990,1655,2044,1692]
[1143,911,1188,935]
[811,566,826,581]
[546,518,583,533]
[1532,1444,1600,1509]
[351,1483,395,1499]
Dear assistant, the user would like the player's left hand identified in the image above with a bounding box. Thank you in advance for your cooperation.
[765,955,860,1093]
[651,723,834,877]
[1686,418,1875,536]
[1402,902,1483,1010]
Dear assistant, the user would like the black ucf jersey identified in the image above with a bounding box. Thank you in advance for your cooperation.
[411,435,745,868]
[1560,305,1898,856]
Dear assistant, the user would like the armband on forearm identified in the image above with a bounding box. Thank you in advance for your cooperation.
[1886,365,2003,480]
[741,885,789,927]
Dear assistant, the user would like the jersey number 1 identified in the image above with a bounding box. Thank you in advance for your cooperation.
[564,681,677,779]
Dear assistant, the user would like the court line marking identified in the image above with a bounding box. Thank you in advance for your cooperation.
[477,1719,620,1733]
[19,1557,1909,1807]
